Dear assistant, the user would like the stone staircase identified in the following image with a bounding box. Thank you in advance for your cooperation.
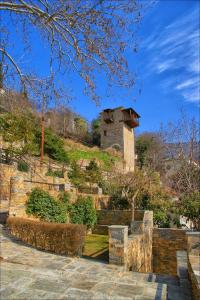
[0,225,192,300]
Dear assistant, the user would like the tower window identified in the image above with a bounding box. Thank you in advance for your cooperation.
[104,130,107,136]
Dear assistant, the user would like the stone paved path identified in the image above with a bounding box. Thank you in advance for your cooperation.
[0,225,190,300]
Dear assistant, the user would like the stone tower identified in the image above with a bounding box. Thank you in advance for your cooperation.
[100,107,140,172]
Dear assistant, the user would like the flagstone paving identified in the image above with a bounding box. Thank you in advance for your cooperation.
[0,225,191,300]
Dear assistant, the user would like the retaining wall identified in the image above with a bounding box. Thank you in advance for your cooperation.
[153,228,187,276]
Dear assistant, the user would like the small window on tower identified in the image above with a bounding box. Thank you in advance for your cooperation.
[104,130,107,136]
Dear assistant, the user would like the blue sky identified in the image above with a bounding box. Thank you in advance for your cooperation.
[70,0,200,134]
[3,0,200,134]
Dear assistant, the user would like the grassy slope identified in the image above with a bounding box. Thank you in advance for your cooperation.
[64,138,121,170]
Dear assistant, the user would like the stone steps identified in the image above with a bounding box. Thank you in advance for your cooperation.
[0,225,192,300]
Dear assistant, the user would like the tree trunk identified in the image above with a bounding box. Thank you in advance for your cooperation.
[131,199,135,222]
[40,114,45,164]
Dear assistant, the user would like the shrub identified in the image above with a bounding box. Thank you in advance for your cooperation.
[58,191,71,210]
[68,162,86,188]
[153,210,170,228]
[35,128,69,163]
[26,188,68,223]
[7,217,86,256]
[46,169,64,178]
[180,192,200,229]
[17,161,29,172]
[70,196,97,228]
[108,193,130,210]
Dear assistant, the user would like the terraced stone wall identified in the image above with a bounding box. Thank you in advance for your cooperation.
[97,210,144,226]
[187,232,200,300]
[109,210,153,273]
[153,228,187,276]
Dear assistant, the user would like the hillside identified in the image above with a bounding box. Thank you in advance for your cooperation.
[63,138,122,170]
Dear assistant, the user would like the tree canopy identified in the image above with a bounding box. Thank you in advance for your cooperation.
[0,0,142,103]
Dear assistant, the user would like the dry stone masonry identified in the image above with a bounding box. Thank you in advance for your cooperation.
[100,107,140,172]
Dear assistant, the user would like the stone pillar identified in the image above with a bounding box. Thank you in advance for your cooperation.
[131,221,144,234]
[9,176,26,217]
[108,225,128,266]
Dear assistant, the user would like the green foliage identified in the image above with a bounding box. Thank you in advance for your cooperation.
[108,193,130,210]
[180,192,200,229]
[0,112,39,156]
[35,128,69,163]
[135,133,163,172]
[91,117,101,146]
[74,116,88,138]
[26,188,68,223]
[17,161,29,172]
[58,191,71,210]
[69,160,103,190]
[66,149,118,170]
[85,160,102,185]
[70,196,97,228]
[98,180,115,195]
[153,211,170,228]
[46,169,64,178]
[68,162,86,188]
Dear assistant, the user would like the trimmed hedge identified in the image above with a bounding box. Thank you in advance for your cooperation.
[7,217,86,256]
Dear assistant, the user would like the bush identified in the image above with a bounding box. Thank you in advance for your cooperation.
[180,192,200,229]
[17,161,29,172]
[26,188,68,223]
[70,196,97,228]
[153,210,170,228]
[108,193,130,210]
[58,191,71,210]
[68,162,86,188]
[35,128,69,163]
[46,169,64,178]
[7,217,86,256]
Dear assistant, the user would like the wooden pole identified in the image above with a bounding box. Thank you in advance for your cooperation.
[40,96,46,165]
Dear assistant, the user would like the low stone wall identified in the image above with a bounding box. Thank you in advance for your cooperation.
[153,228,187,276]
[187,232,200,300]
[96,210,144,226]
[127,229,152,273]
[108,210,153,273]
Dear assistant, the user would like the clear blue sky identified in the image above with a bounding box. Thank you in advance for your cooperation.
[71,0,200,134]
[3,0,200,134]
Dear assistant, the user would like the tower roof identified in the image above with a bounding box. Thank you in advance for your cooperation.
[103,107,140,118]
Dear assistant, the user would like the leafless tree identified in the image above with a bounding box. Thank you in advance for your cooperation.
[0,0,143,104]
[160,112,200,195]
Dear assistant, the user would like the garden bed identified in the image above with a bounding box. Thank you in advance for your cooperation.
[83,234,109,262]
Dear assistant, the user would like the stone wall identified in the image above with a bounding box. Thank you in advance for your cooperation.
[100,108,135,172]
[0,162,110,218]
[123,123,135,172]
[97,210,144,226]
[153,228,187,276]
[187,232,200,300]
[108,210,153,273]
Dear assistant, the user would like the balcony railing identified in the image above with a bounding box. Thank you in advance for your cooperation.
[123,115,139,128]
[103,112,114,123]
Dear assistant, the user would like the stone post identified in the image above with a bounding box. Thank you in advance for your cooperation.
[108,225,128,266]
[9,176,26,217]
[131,221,144,234]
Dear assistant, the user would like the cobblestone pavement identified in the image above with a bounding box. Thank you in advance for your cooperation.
[0,225,173,300]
